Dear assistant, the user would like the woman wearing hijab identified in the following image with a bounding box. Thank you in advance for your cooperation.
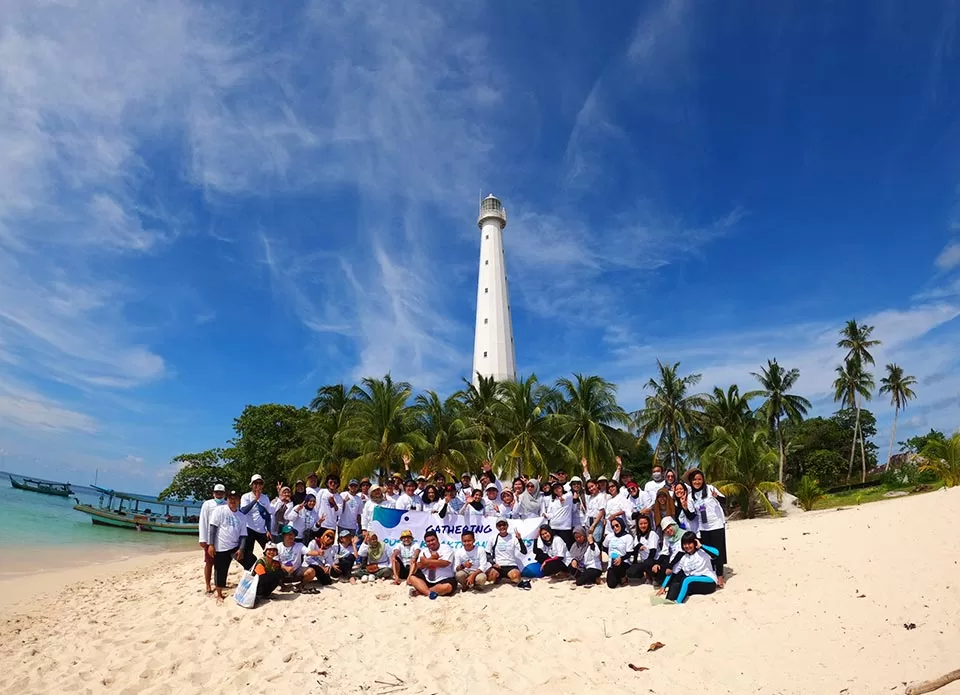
[305,529,337,586]
[270,486,294,536]
[357,532,393,581]
[252,542,286,599]
[651,488,678,532]
[458,488,487,528]
[284,494,320,543]
[291,480,307,505]
[687,468,727,586]
[664,469,678,495]
[516,479,542,520]
[652,516,684,585]
[604,517,635,588]
[626,515,660,583]
[566,526,602,587]
[533,525,568,577]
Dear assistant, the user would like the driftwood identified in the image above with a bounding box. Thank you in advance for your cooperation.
[906,668,960,695]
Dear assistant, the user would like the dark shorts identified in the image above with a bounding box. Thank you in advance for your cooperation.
[202,545,214,566]
[493,565,519,581]
[415,572,457,593]
[282,567,310,582]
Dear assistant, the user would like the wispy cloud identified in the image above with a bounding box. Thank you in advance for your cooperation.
[936,242,960,271]
[0,380,97,434]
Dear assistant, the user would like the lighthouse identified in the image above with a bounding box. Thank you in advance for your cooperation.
[471,194,517,386]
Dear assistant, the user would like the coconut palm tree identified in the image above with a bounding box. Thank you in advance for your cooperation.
[878,364,917,467]
[748,359,811,484]
[284,384,357,479]
[833,361,875,483]
[553,374,630,476]
[492,375,572,479]
[702,426,784,518]
[837,320,881,368]
[414,390,485,475]
[338,374,427,480]
[919,430,960,487]
[633,360,708,471]
[456,373,503,460]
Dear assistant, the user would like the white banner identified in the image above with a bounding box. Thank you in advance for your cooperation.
[370,506,543,566]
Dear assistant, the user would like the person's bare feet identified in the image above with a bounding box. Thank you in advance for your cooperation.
[717,576,725,588]
[215,594,224,605]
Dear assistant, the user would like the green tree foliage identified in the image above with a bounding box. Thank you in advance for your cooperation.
[748,359,811,485]
[920,430,960,487]
[231,404,311,488]
[607,428,655,480]
[492,375,571,479]
[414,391,485,475]
[553,374,630,476]
[899,429,946,454]
[794,475,823,511]
[879,364,917,467]
[702,426,784,518]
[159,449,240,501]
[803,450,848,488]
[634,360,708,471]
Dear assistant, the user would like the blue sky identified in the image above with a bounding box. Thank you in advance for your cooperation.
[2,0,959,493]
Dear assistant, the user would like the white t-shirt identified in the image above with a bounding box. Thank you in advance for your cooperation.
[643,479,666,499]
[284,505,319,537]
[361,499,383,530]
[381,492,398,509]
[305,540,336,568]
[420,544,455,582]
[396,492,422,511]
[581,542,603,570]
[305,485,322,500]
[318,490,343,529]
[482,496,502,516]
[358,542,392,568]
[672,548,718,582]
[198,498,224,544]
[605,533,636,563]
[209,505,247,551]
[535,535,567,560]
[277,541,306,569]
[395,543,418,567]
[239,492,272,534]
[689,486,726,531]
[490,534,525,567]
[341,492,365,530]
[636,530,660,562]
[604,496,628,534]
[585,492,608,521]
[453,545,490,573]
[546,493,574,530]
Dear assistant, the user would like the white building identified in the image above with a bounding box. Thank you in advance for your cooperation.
[471,194,517,386]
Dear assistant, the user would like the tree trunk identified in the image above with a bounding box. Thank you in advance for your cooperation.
[776,417,785,484]
[886,407,899,468]
[859,425,868,483]
[846,404,861,482]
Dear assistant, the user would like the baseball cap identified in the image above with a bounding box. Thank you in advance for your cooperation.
[348,479,359,486]
[250,474,264,484]
[264,542,278,552]
[486,483,498,491]
[227,490,240,498]
[660,516,676,531]
[416,474,426,481]
[338,529,353,538]
[213,484,226,492]
[495,518,509,527]
[280,525,296,535]
[369,485,382,493]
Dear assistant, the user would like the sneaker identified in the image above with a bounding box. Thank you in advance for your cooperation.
[428,591,438,600]
[517,580,532,590]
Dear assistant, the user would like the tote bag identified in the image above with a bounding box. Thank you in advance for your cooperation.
[234,570,259,608]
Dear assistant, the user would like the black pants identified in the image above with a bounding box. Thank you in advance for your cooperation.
[241,530,268,570]
[699,528,727,577]
[214,547,239,588]
[541,558,568,576]
[665,569,717,603]
[332,553,355,578]
[606,560,630,588]
[626,556,657,581]
[314,568,333,586]
[256,571,284,597]
[552,528,574,549]
[576,567,602,586]
[397,564,411,580]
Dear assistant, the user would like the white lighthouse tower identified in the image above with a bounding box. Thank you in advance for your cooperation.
[471,194,517,386]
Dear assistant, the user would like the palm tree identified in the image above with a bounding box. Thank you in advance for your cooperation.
[833,361,875,483]
[748,359,811,484]
[285,383,356,479]
[837,319,881,367]
[702,426,785,518]
[457,373,503,460]
[919,430,960,487]
[492,375,572,479]
[553,374,630,476]
[414,391,486,475]
[338,374,427,480]
[633,360,708,471]
[878,364,917,467]
[704,384,754,433]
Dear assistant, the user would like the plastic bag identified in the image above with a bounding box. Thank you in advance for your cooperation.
[234,570,259,608]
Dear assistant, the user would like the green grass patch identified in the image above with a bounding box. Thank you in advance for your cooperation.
[813,481,944,510]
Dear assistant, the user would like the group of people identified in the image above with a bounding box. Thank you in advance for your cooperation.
[198,457,728,605]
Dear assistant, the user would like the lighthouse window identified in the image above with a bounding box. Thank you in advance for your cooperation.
[484,288,488,294]
[483,351,488,358]
[485,235,489,240]
[484,318,488,324]
[485,260,489,265]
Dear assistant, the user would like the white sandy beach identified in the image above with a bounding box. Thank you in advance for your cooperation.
[2,487,959,695]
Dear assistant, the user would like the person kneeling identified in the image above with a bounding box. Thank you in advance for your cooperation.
[253,543,286,599]
[454,530,490,591]
[407,530,457,598]
[657,532,719,604]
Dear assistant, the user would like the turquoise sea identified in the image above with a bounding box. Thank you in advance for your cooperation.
[0,471,196,562]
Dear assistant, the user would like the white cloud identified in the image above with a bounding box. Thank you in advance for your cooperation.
[935,242,960,271]
[125,455,145,465]
[0,381,96,434]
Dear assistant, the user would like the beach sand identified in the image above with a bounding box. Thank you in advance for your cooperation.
[2,487,959,695]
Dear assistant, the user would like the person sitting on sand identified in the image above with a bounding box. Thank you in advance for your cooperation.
[652,516,684,585]
[567,526,603,587]
[657,531,720,603]
[626,515,660,583]
[277,525,316,588]
[453,529,490,591]
[533,524,568,577]
[486,518,528,586]
[391,529,419,584]
[207,489,247,604]
[356,532,393,582]
[604,517,635,588]
[331,529,358,581]
[253,542,286,599]
[305,529,337,586]
[407,530,457,598]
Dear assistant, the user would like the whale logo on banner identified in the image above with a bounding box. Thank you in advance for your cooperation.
[370,506,542,566]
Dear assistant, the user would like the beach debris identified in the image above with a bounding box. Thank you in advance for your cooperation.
[856,594,867,599]
[905,668,960,695]
[904,623,917,630]
[648,641,666,652]
[621,627,654,637]
[628,664,649,672]
[603,620,610,638]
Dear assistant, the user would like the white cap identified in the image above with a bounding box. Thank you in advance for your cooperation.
[250,474,264,484]
[660,516,676,531]
[486,483,498,491]
[569,476,582,483]
[213,484,226,492]
[264,542,278,552]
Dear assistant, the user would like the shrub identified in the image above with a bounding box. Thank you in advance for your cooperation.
[794,475,823,511]
[804,449,847,488]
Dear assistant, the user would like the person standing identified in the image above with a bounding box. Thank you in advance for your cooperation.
[207,490,247,604]
[198,483,226,594]
[239,475,272,569]
[360,485,387,538]
[340,479,365,536]
[544,482,575,548]
[317,474,343,533]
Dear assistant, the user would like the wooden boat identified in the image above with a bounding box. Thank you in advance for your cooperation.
[73,486,202,535]
[10,476,73,497]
